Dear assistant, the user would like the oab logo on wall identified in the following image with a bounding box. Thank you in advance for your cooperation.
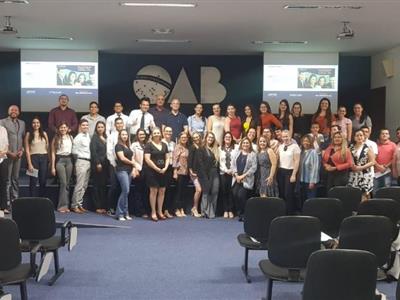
[133,65,227,104]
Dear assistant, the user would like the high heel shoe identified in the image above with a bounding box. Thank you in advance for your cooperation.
[164,210,174,219]
[191,207,201,218]
[151,214,158,222]
[228,212,234,219]
[180,209,187,217]
[175,210,182,217]
[157,213,167,220]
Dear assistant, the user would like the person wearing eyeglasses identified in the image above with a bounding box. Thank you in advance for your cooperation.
[277,130,301,215]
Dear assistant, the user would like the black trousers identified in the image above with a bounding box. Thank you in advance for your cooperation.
[326,170,349,194]
[174,174,190,210]
[132,173,149,216]
[92,162,109,210]
[277,168,296,215]
[107,166,120,211]
[220,173,234,212]
[163,166,175,212]
[232,182,249,217]
[29,154,48,197]
[0,159,8,210]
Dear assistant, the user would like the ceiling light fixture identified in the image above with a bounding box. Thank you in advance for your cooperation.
[252,40,308,45]
[152,28,175,34]
[283,4,362,9]
[120,2,196,8]
[0,0,29,4]
[136,38,191,43]
[17,36,74,41]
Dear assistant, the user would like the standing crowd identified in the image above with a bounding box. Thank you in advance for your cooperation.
[0,94,399,222]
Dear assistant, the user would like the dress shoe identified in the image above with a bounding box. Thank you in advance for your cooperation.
[157,213,167,220]
[72,208,83,214]
[79,207,87,213]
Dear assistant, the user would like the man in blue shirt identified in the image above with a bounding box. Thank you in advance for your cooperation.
[164,98,188,142]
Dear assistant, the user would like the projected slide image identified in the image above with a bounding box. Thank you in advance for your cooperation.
[57,65,96,87]
[297,68,336,89]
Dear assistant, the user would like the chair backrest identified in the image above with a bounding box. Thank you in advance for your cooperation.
[12,197,56,240]
[302,197,343,237]
[338,215,392,267]
[375,186,400,204]
[303,249,377,300]
[327,186,362,218]
[357,198,400,240]
[0,218,22,271]
[268,216,321,269]
[243,197,286,243]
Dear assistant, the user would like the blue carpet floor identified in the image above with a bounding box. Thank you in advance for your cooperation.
[4,214,398,300]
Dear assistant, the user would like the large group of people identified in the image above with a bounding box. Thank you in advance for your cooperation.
[0,94,399,222]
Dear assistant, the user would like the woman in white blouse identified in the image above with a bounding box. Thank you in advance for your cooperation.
[51,122,74,213]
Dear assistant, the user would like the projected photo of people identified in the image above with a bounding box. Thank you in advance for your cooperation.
[56,65,96,87]
[297,68,336,90]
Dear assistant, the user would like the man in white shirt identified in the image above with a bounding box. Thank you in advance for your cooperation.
[127,97,155,141]
[106,101,129,136]
[361,125,378,155]
[80,101,106,136]
[106,117,125,214]
[71,119,91,213]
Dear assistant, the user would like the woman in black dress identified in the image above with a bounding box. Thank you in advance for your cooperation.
[144,127,170,222]
[90,121,108,214]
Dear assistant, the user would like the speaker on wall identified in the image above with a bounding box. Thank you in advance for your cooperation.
[382,59,395,78]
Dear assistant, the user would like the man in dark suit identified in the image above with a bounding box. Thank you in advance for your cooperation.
[298,71,307,88]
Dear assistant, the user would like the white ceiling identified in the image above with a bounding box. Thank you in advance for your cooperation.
[0,0,398,55]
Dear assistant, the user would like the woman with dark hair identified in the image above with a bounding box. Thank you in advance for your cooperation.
[24,117,49,197]
[322,131,353,192]
[257,136,278,197]
[307,74,317,88]
[277,99,293,137]
[316,76,326,89]
[348,129,375,201]
[115,129,138,221]
[299,135,320,208]
[246,127,258,152]
[188,132,203,217]
[51,123,73,213]
[262,127,279,153]
[257,101,282,138]
[131,128,149,218]
[172,132,190,217]
[231,137,258,221]
[90,121,108,214]
[144,127,170,221]
[311,97,336,137]
[75,73,87,86]
[219,131,238,219]
[67,71,77,86]
[291,102,309,142]
[242,105,257,136]
[188,103,207,137]
[350,102,372,132]
[224,104,242,143]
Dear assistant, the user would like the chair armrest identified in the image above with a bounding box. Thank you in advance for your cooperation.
[61,221,73,246]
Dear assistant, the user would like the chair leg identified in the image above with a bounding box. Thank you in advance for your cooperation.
[48,249,64,286]
[19,281,27,300]
[241,248,251,283]
[267,278,273,300]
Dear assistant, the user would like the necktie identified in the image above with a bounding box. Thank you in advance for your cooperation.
[140,112,145,129]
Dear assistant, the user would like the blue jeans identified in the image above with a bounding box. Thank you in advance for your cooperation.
[115,170,132,217]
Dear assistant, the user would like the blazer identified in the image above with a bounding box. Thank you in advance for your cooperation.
[0,117,25,153]
[90,133,107,165]
[231,151,258,190]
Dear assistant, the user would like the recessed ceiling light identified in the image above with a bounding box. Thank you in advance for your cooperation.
[283,4,362,9]
[0,0,29,3]
[252,40,308,45]
[152,28,175,34]
[120,2,196,8]
[136,38,191,43]
[17,36,74,41]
